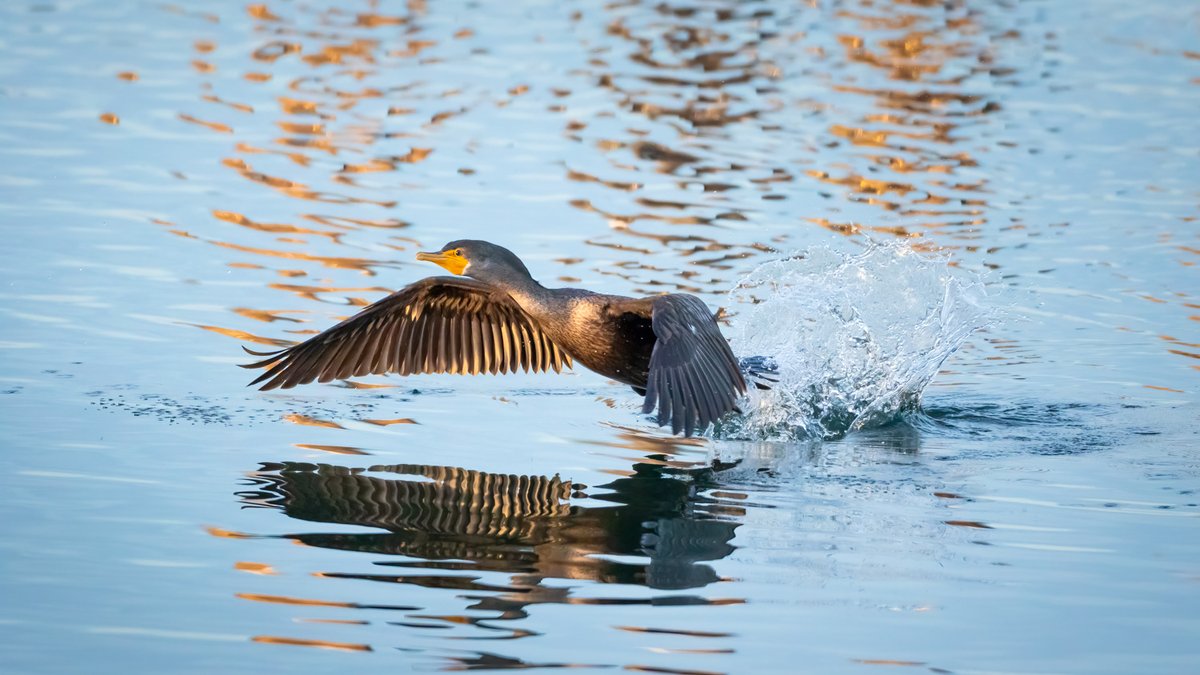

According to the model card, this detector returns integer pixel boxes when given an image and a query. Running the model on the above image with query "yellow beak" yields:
[416,250,468,275]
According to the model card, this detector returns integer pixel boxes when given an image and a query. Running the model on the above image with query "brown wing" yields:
[642,294,746,436]
[242,276,572,390]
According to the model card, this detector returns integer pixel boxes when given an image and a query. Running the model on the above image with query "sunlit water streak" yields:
[722,243,991,440]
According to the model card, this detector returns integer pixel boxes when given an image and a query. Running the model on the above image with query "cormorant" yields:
[242,240,746,436]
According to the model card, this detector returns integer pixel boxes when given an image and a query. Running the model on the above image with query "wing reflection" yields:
[237,459,739,594]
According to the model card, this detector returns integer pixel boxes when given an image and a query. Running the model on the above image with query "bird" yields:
[242,240,747,436]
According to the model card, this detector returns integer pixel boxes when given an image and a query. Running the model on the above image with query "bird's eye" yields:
[454,248,464,257]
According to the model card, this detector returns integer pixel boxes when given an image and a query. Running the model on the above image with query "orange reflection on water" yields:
[232,308,304,324]
[283,414,344,429]
[246,4,281,22]
[339,147,432,174]
[232,143,310,167]
[189,324,293,347]
[201,94,254,114]
[212,210,343,242]
[234,561,278,575]
[944,520,992,530]
[237,593,354,608]
[205,526,255,539]
[209,239,390,275]
[251,635,372,652]
[178,113,232,134]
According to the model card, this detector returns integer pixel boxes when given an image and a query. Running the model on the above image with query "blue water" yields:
[1,0,1198,673]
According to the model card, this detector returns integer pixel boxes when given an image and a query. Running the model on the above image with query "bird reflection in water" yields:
[234,444,744,643]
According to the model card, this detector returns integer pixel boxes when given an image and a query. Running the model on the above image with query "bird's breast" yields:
[554,299,653,387]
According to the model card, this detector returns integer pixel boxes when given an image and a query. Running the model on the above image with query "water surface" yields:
[1,0,1198,673]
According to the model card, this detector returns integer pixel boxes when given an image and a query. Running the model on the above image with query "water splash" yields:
[720,244,991,440]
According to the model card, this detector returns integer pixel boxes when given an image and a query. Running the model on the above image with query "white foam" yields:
[720,243,991,440]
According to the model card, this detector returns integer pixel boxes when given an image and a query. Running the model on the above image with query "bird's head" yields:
[416,240,532,284]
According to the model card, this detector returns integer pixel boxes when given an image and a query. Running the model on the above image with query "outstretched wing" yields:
[642,294,746,436]
[243,276,572,390]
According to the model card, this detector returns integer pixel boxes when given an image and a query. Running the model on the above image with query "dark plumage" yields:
[243,240,746,436]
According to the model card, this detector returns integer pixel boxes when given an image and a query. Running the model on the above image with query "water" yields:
[1,0,1197,673]
[725,243,992,439]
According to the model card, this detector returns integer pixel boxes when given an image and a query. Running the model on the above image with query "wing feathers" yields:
[244,276,574,390]
[643,294,746,437]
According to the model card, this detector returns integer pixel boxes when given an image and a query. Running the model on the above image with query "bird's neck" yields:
[502,273,551,311]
